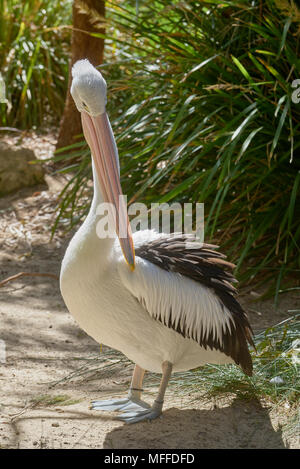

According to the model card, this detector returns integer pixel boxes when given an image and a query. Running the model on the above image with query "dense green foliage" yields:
[0,0,71,127]
[54,0,300,294]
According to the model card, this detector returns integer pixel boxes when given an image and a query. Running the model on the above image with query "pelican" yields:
[60,59,254,424]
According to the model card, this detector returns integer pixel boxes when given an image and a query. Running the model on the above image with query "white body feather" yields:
[60,192,234,373]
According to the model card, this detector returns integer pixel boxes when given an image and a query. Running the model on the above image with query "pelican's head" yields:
[71,59,107,116]
[71,59,135,270]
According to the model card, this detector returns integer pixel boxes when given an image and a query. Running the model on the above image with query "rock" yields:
[0,142,44,196]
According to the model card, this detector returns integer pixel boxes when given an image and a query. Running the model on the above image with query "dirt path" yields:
[0,162,298,449]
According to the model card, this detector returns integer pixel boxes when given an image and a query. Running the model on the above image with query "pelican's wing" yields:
[118,234,254,375]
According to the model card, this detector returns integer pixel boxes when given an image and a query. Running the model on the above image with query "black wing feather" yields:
[135,234,254,376]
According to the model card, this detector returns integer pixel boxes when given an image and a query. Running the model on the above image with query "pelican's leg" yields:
[128,363,146,400]
[117,361,172,424]
[91,364,150,412]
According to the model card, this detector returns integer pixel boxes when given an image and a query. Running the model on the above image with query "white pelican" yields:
[60,59,254,424]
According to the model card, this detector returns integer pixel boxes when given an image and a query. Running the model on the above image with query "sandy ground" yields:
[0,136,299,449]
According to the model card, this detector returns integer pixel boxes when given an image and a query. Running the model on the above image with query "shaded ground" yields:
[0,132,299,449]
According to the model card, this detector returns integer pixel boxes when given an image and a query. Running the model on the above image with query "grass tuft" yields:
[30,394,82,407]
[172,314,300,406]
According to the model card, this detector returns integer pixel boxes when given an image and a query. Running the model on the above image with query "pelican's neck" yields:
[76,160,117,269]
[90,159,105,210]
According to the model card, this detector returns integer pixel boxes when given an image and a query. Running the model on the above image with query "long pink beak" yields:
[81,111,135,270]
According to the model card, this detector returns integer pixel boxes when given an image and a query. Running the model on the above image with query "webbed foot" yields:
[91,397,150,413]
[116,406,162,424]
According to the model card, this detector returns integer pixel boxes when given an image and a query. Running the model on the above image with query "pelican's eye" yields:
[82,101,89,110]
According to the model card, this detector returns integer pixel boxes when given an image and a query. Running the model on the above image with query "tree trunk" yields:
[56,0,105,150]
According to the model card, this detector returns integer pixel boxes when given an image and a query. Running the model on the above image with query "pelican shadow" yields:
[103,398,287,449]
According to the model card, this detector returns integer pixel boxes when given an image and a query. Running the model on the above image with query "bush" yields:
[0,0,71,128]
